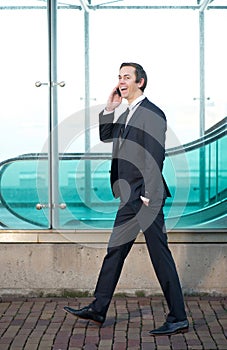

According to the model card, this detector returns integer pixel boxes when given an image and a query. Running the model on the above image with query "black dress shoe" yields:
[63,305,105,325]
[148,319,189,336]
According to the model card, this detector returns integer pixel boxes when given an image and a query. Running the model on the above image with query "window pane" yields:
[89,9,199,145]
[206,11,227,130]
[0,7,49,229]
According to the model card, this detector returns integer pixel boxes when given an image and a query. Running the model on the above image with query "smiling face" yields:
[118,65,144,105]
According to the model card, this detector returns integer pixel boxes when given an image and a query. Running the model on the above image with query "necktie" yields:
[120,107,130,136]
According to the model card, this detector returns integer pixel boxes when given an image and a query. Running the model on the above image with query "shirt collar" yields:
[128,94,145,111]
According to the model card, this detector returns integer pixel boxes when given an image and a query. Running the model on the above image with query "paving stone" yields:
[0,296,226,349]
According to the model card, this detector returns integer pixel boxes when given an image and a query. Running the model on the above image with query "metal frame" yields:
[48,0,60,228]
[1,0,227,11]
[0,6,226,10]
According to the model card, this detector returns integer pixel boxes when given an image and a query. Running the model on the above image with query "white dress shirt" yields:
[125,94,145,126]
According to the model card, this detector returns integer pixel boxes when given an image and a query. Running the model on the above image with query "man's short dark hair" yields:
[120,62,147,92]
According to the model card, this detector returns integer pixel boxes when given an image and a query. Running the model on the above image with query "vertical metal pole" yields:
[215,141,219,201]
[199,10,206,206]
[199,11,205,137]
[84,7,91,205]
[84,10,90,152]
[48,0,59,228]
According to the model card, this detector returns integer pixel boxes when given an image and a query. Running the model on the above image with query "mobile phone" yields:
[116,87,121,97]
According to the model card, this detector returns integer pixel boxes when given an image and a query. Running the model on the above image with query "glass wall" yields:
[205,10,227,130]
[0,1,226,230]
[0,3,49,228]
[89,8,200,146]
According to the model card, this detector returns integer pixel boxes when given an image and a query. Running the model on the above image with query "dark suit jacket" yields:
[99,97,171,203]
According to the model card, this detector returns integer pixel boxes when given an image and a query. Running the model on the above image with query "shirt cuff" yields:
[103,108,114,115]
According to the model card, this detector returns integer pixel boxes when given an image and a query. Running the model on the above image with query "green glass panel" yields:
[218,136,227,196]
[209,142,217,200]
[58,159,118,229]
[0,160,49,228]
[0,127,226,229]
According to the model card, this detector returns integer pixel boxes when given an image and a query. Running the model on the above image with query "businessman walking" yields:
[64,62,189,336]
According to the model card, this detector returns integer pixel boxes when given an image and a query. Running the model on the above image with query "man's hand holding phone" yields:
[105,86,122,112]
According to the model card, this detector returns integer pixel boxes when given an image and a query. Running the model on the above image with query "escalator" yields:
[0,118,226,230]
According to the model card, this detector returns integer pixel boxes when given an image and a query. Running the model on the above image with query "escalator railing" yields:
[0,118,226,229]
[165,118,226,228]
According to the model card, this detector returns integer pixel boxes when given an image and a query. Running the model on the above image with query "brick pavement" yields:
[0,296,226,350]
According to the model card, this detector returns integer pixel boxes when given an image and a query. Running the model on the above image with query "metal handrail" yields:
[0,118,226,168]
[166,118,226,156]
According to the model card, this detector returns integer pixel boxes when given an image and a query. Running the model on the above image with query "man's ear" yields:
[138,78,145,89]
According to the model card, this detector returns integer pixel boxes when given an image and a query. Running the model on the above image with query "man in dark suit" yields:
[64,62,189,336]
